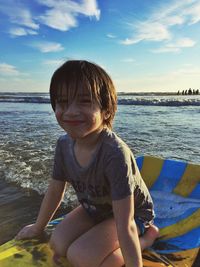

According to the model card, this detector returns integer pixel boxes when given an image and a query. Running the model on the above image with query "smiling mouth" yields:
[62,120,84,126]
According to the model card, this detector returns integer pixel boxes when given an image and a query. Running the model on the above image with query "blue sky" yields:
[0,0,200,93]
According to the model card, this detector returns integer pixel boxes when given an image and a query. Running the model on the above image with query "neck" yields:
[75,127,105,150]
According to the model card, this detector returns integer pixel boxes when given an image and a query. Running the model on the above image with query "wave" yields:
[118,98,200,106]
[0,95,49,104]
[0,94,200,106]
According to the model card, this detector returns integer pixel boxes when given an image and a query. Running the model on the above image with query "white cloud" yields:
[0,63,20,76]
[152,37,196,53]
[37,0,100,31]
[31,41,64,53]
[12,8,39,30]
[82,0,100,18]
[164,15,185,26]
[9,27,38,37]
[0,0,39,30]
[107,33,116,39]
[182,1,200,24]
[121,0,199,48]
[121,22,171,45]
[39,8,77,31]
[0,0,100,36]
[170,37,196,48]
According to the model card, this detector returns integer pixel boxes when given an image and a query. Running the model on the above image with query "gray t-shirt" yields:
[53,129,154,223]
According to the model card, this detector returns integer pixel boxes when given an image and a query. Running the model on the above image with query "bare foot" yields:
[140,225,159,250]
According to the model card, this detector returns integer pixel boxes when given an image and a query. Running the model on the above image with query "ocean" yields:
[0,92,200,244]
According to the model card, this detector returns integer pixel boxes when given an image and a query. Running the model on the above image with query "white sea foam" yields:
[0,92,200,106]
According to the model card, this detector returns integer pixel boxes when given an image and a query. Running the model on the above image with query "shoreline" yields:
[0,178,43,244]
[0,178,70,245]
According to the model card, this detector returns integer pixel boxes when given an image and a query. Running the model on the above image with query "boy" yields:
[16,60,159,267]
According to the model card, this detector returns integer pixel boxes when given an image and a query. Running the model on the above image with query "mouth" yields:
[62,120,84,126]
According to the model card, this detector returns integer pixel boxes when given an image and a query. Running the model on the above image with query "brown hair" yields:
[49,60,117,129]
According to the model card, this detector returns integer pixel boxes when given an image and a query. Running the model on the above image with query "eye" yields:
[79,98,92,104]
[56,99,68,108]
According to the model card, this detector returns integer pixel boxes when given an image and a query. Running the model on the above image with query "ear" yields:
[102,110,110,120]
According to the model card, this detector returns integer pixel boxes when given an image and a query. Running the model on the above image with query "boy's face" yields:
[55,88,105,139]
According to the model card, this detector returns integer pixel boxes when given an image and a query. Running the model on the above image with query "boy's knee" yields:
[67,242,95,267]
[67,244,82,267]
[49,232,67,257]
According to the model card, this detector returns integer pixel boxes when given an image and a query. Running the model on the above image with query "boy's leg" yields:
[135,218,159,250]
[49,205,95,257]
[67,217,122,267]
[100,224,159,267]
[139,224,159,250]
[66,217,159,267]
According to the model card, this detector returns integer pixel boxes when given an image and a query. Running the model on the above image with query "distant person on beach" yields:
[188,88,192,95]
[181,88,199,95]
[16,60,159,267]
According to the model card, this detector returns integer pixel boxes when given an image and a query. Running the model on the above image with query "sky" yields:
[0,0,200,93]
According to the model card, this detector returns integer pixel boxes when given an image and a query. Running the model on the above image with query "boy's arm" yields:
[112,195,143,267]
[16,179,66,240]
[34,179,66,230]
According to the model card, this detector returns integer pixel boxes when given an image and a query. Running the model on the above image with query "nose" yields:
[63,101,80,116]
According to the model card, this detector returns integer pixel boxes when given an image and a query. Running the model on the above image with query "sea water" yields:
[0,92,200,243]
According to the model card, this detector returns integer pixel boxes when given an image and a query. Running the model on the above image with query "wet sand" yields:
[0,179,70,245]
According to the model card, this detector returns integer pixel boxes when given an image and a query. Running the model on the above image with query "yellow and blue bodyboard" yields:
[138,156,200,266]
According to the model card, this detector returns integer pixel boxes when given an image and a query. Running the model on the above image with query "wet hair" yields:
[50,60,117,129]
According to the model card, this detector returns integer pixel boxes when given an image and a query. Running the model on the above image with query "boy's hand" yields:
[15,224,44,240]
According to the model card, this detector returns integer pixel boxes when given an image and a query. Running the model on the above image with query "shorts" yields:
[135,217,150,236]
[81,202,151,236]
